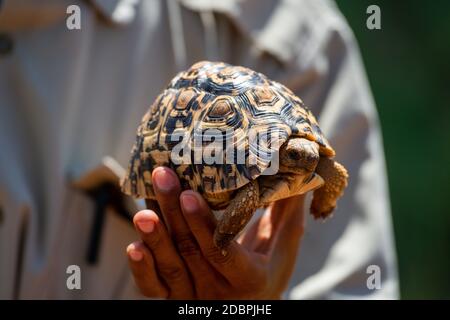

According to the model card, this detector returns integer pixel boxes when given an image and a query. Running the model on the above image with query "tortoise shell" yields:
[121,61,334,205]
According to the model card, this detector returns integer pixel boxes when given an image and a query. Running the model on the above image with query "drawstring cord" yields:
[200,10,219,61]
[167,0,187,70]
[168,0,219,69]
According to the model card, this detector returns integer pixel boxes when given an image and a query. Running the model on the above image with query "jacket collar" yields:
[180,0,335,68]
[0,0,141,30]
[180,0,297,65]
[90,0,141,25]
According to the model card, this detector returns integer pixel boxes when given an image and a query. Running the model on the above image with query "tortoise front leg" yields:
[311,157,349,219]
[214,180,260,248]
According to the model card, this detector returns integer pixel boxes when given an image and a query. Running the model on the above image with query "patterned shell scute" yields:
[121,61,334,199]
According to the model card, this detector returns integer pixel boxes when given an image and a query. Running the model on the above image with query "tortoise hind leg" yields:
[311,157,349,219]
[214,180,260,248]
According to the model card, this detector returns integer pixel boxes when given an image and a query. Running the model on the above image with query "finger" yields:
[127,241,168,298]
[151,167,219,285]
[151,167,199,253]
[133,210,194,298]
[180,191,264,283]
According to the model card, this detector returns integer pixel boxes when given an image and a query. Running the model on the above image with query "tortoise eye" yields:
[288,150,301,161]
[208,99,233,118]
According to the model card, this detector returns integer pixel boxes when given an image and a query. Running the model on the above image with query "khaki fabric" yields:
[0,0,399,299]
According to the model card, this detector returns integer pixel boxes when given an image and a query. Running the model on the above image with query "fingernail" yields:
[153,167,177,192]
[129,249,143,262]
[181,193,199,213]
[137,220,154,233]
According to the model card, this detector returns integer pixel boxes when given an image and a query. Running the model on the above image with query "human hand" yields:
[126,167,306,299]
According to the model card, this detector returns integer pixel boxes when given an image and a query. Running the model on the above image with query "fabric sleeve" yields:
[284,1,399,299]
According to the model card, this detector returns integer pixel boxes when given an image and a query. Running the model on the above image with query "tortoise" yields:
[121,61,348,248]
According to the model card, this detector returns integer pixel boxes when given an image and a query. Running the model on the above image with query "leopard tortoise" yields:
[121,61,348,248]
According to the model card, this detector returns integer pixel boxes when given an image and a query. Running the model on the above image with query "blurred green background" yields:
[336,1,450,298]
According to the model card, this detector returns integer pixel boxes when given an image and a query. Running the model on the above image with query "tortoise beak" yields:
[299,172,324,194]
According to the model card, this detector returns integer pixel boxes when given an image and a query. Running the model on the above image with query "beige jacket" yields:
[0,0,399,299]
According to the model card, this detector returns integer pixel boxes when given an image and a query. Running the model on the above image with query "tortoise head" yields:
[279,137,320,174]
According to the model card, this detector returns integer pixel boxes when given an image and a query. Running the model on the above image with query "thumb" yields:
[180,191,264,283]
[263,195,306,293]
[271,194,306,241]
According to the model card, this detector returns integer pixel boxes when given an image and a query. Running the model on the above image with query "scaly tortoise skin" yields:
[121,61,348,248]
